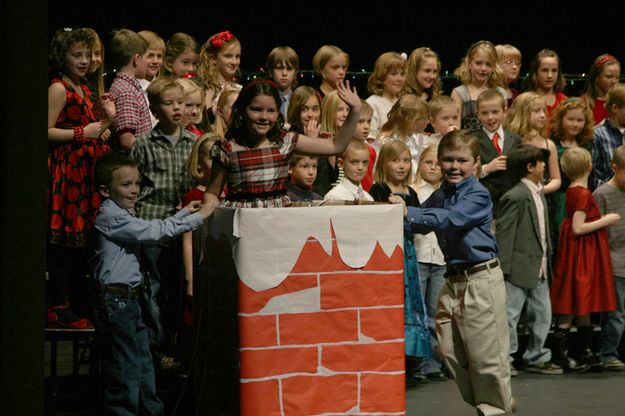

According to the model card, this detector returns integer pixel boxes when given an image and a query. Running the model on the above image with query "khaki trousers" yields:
[436,261,513,416]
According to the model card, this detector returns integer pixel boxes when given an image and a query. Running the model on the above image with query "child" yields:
[162,32,199,78]
[130,78,198,371]
[412,145,448,381]
[495,44,522,108]
[496,144,563,376]
[323,139,373,202]
[287,154,321,203]
[522,49,567,119]
[92,152,211,415]
[405,47,442,102]
[428,95,460,140]
[266,46,299,119]
[595,145,625,371]
[84,28,105,98]
[198,30,242,115]
[366,52,407,140]
[212,87,239,138]
[551,147,620,371]
[285,85,321,135]
[582,54,621,125]
[138,30,166,127]
[398,129,514,415]
[108,28,152,152]
[504,91,561,194]
[451,40,506,131]
[591,83,625,187]
[177,77,206,136]
[549,98,594,249]
[369,140,431,386]
[354,100,376,191]
[312,44,349,99]
[203,79,361,210]
[377,94,434,186]
[47,27,115,328]
[321,89,350,188]
[181,134,217,298]
[475,89,521,213]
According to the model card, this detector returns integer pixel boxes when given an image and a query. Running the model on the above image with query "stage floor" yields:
[46,339,625,415]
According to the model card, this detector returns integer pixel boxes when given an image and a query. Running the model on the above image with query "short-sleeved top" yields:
[211,131,299,208]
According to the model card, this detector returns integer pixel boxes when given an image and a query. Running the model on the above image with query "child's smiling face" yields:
[245,94,279,139]
[439,147,479,184]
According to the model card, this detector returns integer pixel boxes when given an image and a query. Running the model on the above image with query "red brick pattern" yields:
[239,233,406,415]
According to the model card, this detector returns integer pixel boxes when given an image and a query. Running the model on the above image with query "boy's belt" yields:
[101,284,141,299]
[445,259,499,279]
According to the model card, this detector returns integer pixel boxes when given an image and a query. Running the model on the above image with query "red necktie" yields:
[492,132,502,155]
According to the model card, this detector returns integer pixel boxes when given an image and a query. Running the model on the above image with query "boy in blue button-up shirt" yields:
[92,152,210,415]
[393,129,514,415]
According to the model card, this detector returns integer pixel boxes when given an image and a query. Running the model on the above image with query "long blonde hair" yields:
[454,40,504,88]
[212,87,240,138]
[413,144,440,189]
[504,91,545,139]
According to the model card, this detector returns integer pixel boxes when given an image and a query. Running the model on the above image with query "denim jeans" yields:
[418,262,446,374]
[505,279,552,365]
[598,276,625,362]
[93,290,163,416]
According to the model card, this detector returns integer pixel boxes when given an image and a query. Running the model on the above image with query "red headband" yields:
[594,54,619,69]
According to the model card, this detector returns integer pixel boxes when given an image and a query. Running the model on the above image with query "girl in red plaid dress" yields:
[203,79,361,210]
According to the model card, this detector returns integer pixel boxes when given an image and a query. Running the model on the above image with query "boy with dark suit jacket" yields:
[475,89,521,214]
[496,144,564,376]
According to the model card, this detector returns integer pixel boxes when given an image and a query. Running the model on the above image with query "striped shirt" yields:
[130,127,197,220]
[593,182,625,277]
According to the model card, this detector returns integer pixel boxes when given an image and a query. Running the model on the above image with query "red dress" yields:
[551,186,617,315]
[48,78,110,247]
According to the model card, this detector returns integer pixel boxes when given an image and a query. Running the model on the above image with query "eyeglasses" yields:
[503,60,521,66]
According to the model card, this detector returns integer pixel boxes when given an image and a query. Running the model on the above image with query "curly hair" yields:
[198,31,241,95]
[49,27,96,77]
[549,98,594,147]
[504,91,545,139]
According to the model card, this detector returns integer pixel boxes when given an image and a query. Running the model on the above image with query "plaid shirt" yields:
[130,127,197,220]
[211,131,298,206]
[591,118,624,188]
[109,73,152,139]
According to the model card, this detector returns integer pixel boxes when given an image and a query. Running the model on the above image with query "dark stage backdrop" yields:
[49,0,623,92]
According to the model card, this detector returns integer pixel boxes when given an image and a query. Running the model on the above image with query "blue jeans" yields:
[418,262,446,374]
[505,279,551,365]
[93,289,163,416]
[598,276,625,362]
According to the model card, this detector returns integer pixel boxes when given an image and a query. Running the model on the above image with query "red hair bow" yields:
[210,31,235,49]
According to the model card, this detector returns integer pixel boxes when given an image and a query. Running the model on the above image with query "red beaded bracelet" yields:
[73,125,85,145]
